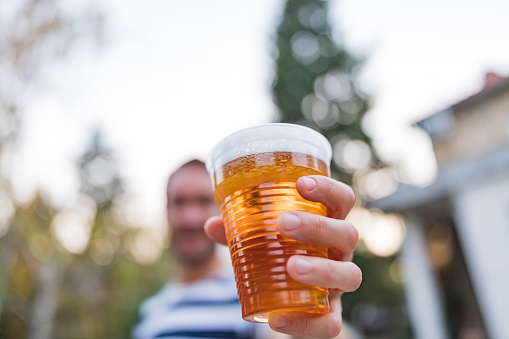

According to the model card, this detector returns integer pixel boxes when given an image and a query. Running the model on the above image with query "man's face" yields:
[166,166,219,267]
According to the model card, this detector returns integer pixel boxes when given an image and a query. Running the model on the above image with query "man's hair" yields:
[166,159,207,207]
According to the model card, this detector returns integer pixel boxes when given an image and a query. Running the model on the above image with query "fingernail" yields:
[301,177,316,191]
[282,212,300,231]
[273,315,286,328]
[296,257,313,274]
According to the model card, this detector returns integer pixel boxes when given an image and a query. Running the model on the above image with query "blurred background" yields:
[1,0,509,338]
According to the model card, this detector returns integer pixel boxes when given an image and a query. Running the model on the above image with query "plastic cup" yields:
[206,123,332,322]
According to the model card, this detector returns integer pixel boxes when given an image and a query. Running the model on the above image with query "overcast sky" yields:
[10,0,509,227]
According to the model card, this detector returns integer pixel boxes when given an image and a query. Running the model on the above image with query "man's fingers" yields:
[268,290,343,338]
[286,255,362,292]
[204,216,227,246]
[277,211,359,255]
[296,176,355,220]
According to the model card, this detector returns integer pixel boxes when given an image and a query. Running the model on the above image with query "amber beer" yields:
[206,124,332,322]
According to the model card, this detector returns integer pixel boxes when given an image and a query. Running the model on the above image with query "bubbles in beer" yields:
[214,152,330,322]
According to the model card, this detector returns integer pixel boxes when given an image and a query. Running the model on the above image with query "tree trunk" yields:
[29,258,69,339]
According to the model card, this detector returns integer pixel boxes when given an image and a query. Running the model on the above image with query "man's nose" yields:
[181,203,207,226]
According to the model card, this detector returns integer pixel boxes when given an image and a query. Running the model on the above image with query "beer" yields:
[213,151,330,322]
[206,123,333,322]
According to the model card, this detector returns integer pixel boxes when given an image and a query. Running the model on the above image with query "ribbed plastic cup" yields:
[206,123,332,323]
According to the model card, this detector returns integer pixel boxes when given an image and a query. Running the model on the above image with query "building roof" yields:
[417,73,509,139]
[368,147,509,213]
[369,72,509,213]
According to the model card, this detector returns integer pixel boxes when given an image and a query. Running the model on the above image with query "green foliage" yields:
[0,132,172,339]
[272,1,411,337]
[272,0,373,184]
[338,253,412,337]
[0,1,172,337]
[0,1,173,338]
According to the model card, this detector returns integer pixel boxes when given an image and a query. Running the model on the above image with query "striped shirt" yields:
[132,266,266,339]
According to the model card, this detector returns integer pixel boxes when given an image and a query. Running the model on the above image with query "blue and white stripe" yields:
[132,267,266,339]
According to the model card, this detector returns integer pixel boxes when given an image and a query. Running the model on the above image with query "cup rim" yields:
[206,123,332,174]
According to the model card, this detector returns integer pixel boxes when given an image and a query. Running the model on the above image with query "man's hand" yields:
[205,176,362,339]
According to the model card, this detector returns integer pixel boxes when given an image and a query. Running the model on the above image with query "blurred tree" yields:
[0,2,170,338]
[0,0,172,335]
[78,131,124,209]
[52,129,125,337]
[0,194,69,339]
[0,130,171,339]
[272,0,376,185]
[0,0,103,161]
[54,130,151,338]
[0,1,104,338]
[58,130,170,338]
[272,1,411,337]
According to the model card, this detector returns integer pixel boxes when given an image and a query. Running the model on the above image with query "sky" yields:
[9,0,509,228]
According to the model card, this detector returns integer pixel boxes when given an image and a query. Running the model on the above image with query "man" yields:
[133,160,361,339]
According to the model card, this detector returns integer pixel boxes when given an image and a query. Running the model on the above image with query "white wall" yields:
[453,171,509,339]
[400,214,449,339]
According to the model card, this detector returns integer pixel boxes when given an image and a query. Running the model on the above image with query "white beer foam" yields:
[206,123,332,174]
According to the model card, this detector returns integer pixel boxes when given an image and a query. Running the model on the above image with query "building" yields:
[370,73,509,339]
